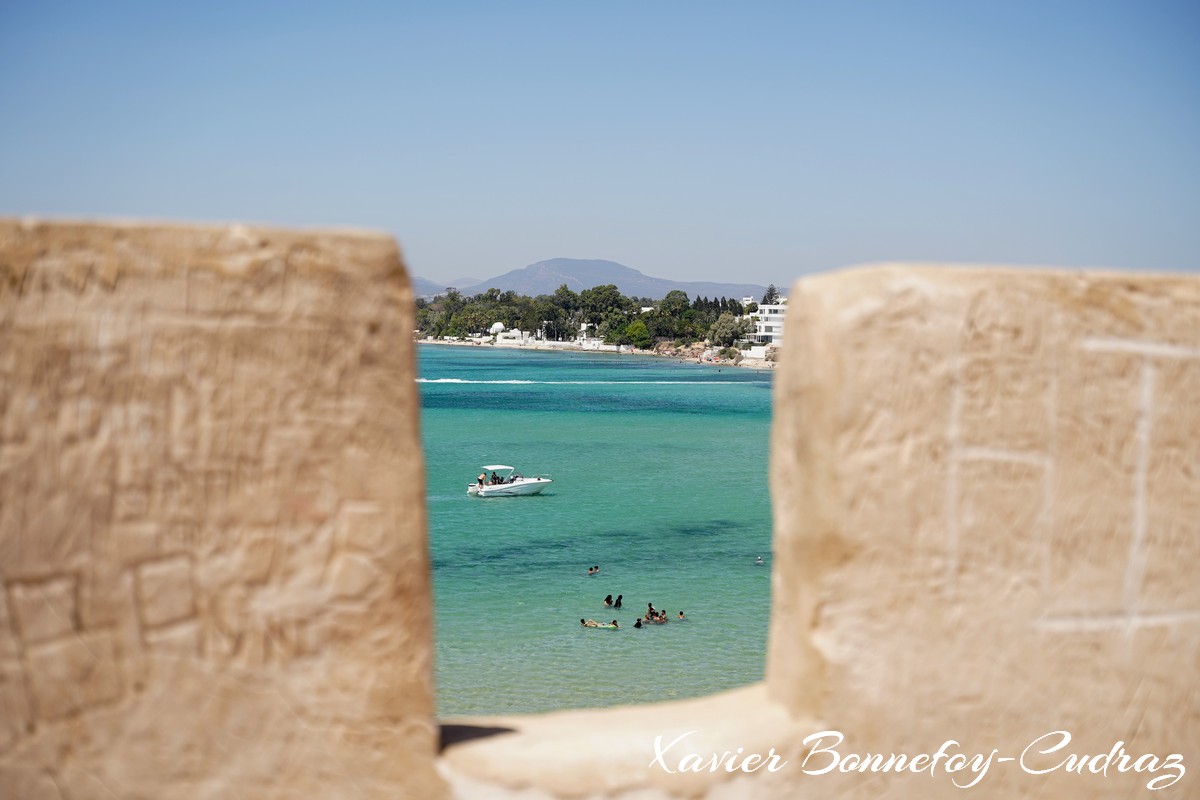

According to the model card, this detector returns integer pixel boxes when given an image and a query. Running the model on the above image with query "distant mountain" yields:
[413,258,774,301]
[411,275,451,297]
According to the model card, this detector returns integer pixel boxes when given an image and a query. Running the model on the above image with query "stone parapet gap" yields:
[3,225,1196,798]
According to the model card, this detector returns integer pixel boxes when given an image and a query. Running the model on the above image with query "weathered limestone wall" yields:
[768,266,1200,798]
[0,220,444,799]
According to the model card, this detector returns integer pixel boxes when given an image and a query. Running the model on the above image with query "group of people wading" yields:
[579,578,686,630]
[632,601,684,629]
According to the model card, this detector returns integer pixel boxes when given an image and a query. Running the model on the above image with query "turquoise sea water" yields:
[418,344,774,716]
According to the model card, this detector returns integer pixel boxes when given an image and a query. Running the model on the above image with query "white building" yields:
[496,328,527,344]
[745,296,787,346]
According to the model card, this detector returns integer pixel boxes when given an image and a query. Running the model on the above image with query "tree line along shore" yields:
[415,283,782,364]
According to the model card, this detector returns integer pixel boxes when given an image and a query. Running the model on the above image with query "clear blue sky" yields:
[2,1,1197,285]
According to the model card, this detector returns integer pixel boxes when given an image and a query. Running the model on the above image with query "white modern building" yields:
[743,295,787,346]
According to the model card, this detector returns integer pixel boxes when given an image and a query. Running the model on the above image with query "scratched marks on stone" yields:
[943,288,1200,635]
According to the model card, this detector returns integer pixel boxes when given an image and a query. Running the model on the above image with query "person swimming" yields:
[634,618,642,629]
[755,556,765,565]
[677,611,686,620]
[580,618,599,628]
[614,594,622,608]
[604,594,613,607]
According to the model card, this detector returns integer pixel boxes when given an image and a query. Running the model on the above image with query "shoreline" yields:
[415,336,777,371]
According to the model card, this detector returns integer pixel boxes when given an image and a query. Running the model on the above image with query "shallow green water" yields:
[418,344,773,716]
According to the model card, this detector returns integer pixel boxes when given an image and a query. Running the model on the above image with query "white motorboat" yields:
[468,465,553,497]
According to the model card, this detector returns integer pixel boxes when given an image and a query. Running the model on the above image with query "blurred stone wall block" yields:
[0,219,443,799]
[768,266,1200,798]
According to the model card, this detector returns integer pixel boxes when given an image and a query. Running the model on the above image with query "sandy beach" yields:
[415,336,777,371]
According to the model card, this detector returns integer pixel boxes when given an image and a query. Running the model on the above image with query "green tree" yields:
[761,284,780,305]
[659,290,690,317]
[580,284,626,325]
[553,284,581,313]
[708,312,754,347]
[647,313,678,340]
[596,309,632,343]
[647,290,687,339]
[517,299,543,336]
[533,299,568,340]
[625,319,653,349]
[441,287,465,316]
[455,305,496,337]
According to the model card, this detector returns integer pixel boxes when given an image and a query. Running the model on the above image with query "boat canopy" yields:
[481,465,514,471]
